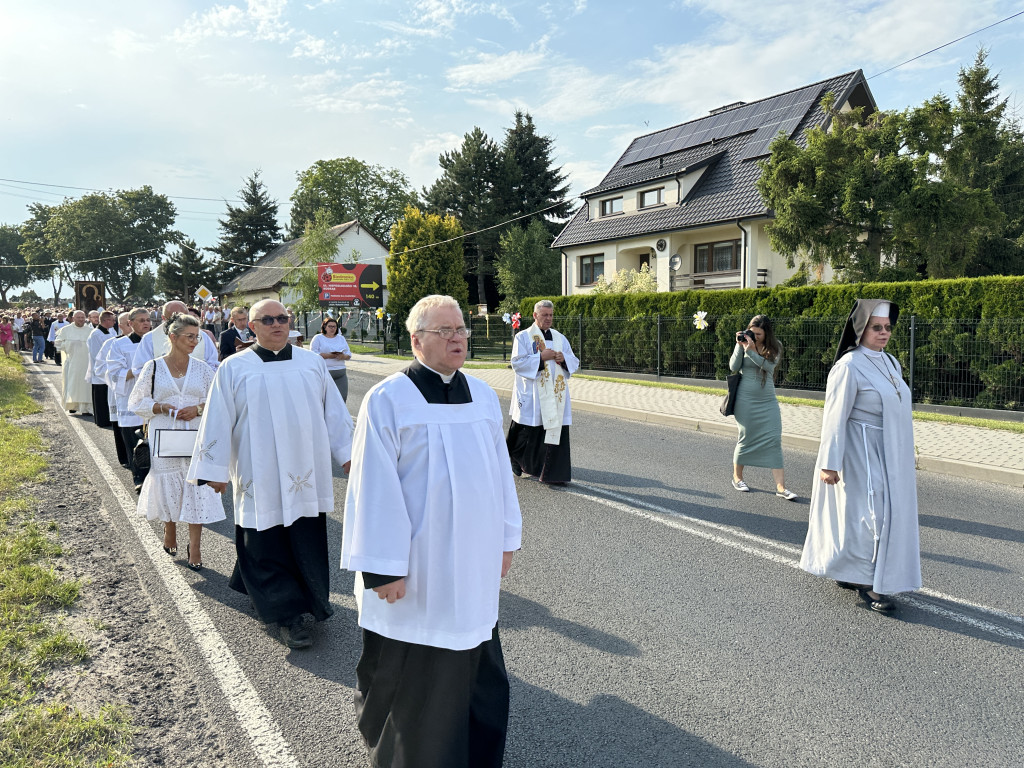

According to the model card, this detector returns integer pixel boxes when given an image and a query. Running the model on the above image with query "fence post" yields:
[656,314,662,379]
[908,315,916,402]
[578,314,584,369]
[503,333,507,362]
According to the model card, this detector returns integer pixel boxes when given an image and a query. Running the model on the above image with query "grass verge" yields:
[0,354,134,767]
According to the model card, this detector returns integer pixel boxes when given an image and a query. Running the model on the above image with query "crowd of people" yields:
[19,292,922,767]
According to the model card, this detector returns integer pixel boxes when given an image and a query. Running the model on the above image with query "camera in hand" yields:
[736,330,756,343]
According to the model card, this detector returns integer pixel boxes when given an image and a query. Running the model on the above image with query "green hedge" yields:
[519,276,1024,410]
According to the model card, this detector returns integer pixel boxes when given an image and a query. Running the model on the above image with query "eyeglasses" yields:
[177,333,200,341]
[419,327,472,339]
[253,314,290,326]
[868,324,893,332]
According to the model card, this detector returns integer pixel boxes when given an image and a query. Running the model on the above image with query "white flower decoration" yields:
[502,313,511,324]
[693,310,709,330]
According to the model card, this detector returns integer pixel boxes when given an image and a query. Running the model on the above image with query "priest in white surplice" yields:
[107,308,152,491]
[54,311,94,415]
[187,299,353,650]
[800,299,921,613]
[86,310,116,427]
[342,294,522,768]
[507,299,580,485]
[133,300,218,379]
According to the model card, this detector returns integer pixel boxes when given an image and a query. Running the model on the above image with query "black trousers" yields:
[120,425,147,484]
[506,423,572,483]
[355,626,509,768]
[111,420,128,467]
[91,384,111,428]
[228,514,334,625]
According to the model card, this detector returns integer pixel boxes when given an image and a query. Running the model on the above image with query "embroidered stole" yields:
[527,323,567,445]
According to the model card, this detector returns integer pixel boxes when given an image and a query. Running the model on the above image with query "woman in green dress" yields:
[729,315,796,499]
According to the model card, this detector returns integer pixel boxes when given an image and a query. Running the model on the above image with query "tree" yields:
[500,111,574,239]
[0,224,31,306]
[20,203,71,303]
[287,157,418,243]
[284,209,340,313]
[212,170,281,287]
[40,187,179,302]
[494,219,561,313]
[156,239,218,301]
[423,127,504,305]
[133,266,158,304]
[941,50,1024,276]
[386,206,468,327]
[756,93,1000,281]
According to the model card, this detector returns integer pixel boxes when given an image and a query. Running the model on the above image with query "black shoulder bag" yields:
[132,364,155,473]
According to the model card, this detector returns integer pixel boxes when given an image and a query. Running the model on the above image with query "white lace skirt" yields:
[137,455,226,524]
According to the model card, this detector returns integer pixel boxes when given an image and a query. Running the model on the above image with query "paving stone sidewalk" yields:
[346,354,1024,487]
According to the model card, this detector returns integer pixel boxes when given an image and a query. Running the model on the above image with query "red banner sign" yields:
[317,263,384,308]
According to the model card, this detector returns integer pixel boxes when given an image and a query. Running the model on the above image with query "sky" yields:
[2,0,1024,295]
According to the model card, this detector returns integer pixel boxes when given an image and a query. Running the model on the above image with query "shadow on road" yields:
[507,677,758,768]
[918,513,1024,544]
[500,591,640,657]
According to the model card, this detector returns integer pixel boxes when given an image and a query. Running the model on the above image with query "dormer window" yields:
[639,188,664,209]
[600,197,623,216]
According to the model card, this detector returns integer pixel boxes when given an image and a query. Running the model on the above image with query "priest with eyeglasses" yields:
[342,294,522,768]
[188,299,353,649]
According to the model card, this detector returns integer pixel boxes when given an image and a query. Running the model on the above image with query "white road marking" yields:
[571,481,1024,643]
[34,364,299,768]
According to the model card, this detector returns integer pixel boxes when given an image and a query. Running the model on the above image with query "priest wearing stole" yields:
[54,310,94,415]
[187,299,353,650]
[133,300,219,379]
[342,294,522,768]
[506,299,580,485]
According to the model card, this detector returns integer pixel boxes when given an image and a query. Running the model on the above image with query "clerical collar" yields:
[128,332,142,343]
[99,326,110,334]
[253,343,293,362]
[542,328,552,340]
[859,346,883,358]
[404,359,472,404]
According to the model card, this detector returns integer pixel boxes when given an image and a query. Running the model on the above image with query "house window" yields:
[694,240,741,273]
[600,197,623,216]
[580,254,604,285]
[639,188,663,208]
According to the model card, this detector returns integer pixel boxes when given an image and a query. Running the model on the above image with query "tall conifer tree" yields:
[213,170,281,287]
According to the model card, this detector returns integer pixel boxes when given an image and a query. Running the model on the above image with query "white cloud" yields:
[291,34,342,62]
[202,73,273,91]
[446,41,550,88]
[172,0,293,46]
[295,74,409,113]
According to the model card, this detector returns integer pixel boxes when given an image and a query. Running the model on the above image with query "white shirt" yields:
[342,371,522,651]
[186,346,353,530]
[87,326,115,384]
[309,333,352,370]
[106,335,144,427]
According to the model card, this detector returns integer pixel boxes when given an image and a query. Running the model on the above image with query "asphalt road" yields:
[36,362,1024,768]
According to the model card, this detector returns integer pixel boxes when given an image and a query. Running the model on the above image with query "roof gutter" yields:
[737,219,750,288]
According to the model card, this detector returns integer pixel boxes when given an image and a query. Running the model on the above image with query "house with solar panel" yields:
[552,71,877,294]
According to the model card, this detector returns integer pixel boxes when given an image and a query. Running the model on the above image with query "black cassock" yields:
[226,343,334,626]
[355,360,510,768]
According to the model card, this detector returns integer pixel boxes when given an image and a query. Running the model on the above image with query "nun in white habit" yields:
[342,295,522,768]
[800,299,921,612]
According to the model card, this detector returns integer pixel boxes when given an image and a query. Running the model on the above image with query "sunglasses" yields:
[253,315,290,326]
[868,324,893,332]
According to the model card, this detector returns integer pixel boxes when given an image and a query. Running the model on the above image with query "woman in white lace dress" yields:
[129,313,224,569]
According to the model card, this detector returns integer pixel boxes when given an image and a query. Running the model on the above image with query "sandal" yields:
[186,543,202,571]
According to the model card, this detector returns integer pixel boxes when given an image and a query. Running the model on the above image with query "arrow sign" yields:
[360,281,380,290]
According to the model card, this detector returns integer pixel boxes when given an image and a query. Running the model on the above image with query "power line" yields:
[0,177,243,205]
[869,9,1024,80]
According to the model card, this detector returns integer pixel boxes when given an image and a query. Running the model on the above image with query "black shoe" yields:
[134,483,143,494]
[510,460,522,477]
[280,618,313,649]
[163,545,177,556]
[858,589,894,613]
[835,581,860,591]
[186,543,202,570]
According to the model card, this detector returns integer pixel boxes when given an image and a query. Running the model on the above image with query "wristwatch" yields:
[197,403,205,416]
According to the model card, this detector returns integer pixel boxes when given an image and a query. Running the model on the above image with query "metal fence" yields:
[463,314,1024,411]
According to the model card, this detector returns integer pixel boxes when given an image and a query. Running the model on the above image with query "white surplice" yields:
[186,346,353,531]
[106,336,144,428]
[98,334,120,414]
[341,372,523,651]
[508,326,579,429]
[86,326,114,385]
[800,346,921,594]
[132,322,218,378]
[54,323,94,412]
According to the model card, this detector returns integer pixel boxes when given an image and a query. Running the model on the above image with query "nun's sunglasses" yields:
[868,324,893,332]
